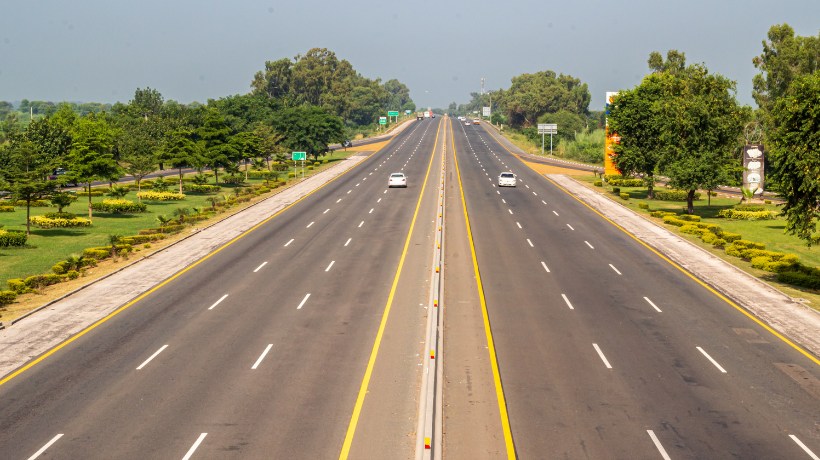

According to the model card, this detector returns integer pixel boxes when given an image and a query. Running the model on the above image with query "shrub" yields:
[721,232,742,242]
[662,216,688,227]
[650,211,675,218]
[151,177,171,191]
[24,274,62,289]
[322,158,329,164]
[288,172,296,178]
[313,161,321,167]
[29,216,92,228]
[107,185,130,198]
[7,279,27,294]
[0,290,17,306]
[734,204,766,212]
[76,190,105,197]
[717,209,775,220]
[91,199,147,214]
[700,232,718,244]
[612,187,620,194]
[654,190,701,201]
[14,199,51,207]
[307,165,314,170]
[619,192,629,200]
[65,270,80,280]
[712,238,727,249]
[0,230,27,247]
[119,233,165,245]
[777,271,820,290]
[222,174,246,185]
[732,240,766,250]
[82,248,110,260]
[44,212,77,220]
[764,200,772,204]
[638,203,649,210]
[182,184,221,193]
[680,224,708,237]
[607,178,643,187]
[0,206,14,212]
[192,174,212,185]
[594,180,603,187]
[137,191,185,201]
[138,223,185,235]
[676,214,702,222]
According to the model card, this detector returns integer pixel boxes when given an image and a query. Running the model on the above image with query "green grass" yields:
[0,152,353,289]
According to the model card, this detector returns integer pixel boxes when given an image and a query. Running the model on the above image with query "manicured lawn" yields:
[0,153,352,289]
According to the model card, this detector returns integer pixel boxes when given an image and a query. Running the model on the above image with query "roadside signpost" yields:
[482,106,491,118]
[387,111,399,124]
[537,123,558,155]
[292,151,306,179]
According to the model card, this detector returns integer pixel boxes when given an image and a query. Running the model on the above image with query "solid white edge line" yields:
[251,344,274,369]
[284,238,294,247]
[297,293,311,310]
[208,294,229,310]
[592,343,613,369]
[609,264,622,275]
[181,433,208,460]
[344,238,352,247]
[136,344,168,370]
[27,433,64,460]
[697,346,728,373]
[541,261,551,273]
[647,430,672,460]
[527,239,534,247]
[644,296,663,313]
[561,293,574,310]
[790,435,820,460]
[325,260,335,272]
[253,261,268,273]
[585,241,595,249]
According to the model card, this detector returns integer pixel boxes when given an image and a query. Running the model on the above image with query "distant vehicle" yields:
[498,172,517,187]
[342,140,353,147]
[473,119,481,125]
[424,111,431,118]
[464,121,471,126]
[416,112,424,120]
[48,168,78,187]
[388,172,407,188]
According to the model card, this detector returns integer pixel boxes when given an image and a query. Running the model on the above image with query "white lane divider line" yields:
[337,198,342,203]
[347,190,352,194]
[697,346,727,373]
[542,200,547,205]
[585,241,595,249]
[533,191,538,196]
[253,261,268,273]
[508,209,513,215]
[552,210,559,216]
[358,221,365,228]
[182,433,208,460]
[609,264,622,275]
[297,293,311,310]
[377,198,382,203]
[541,261,551,273]
[592,343,613,369]
[323,209,330,214]
[527,239,534,247]
[561,294,574,310]
[369,208,374,214]
[384,190,388,194]
[567,224,574,231]
[790,435,820,460]
[647,430,672,460]
[325,260,335,272]
[284,238,294,247]
[497,190,500,194]
[251,344,274,369]
[208,294,229,310]
[344,238,352,247]
[137,345,168,370]
[525,184,530,189]
[27,433,64,460]
[502,198,506,204]
[516,222,522,229]
[356,183,360,187]
[306,221,314,228]
[644,297,662,313]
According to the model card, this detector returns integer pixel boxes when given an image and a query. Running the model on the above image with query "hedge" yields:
[0,206,14,212]
[607,178,643,187]
[654,190,701,201]
[717,209,776,220]
[777,270,820,290]
[13,200,50,207]
[182,184,221,193]
[7,279,27,294]
[119,233,166,245]
[44,212,77,220]
[139,223,185,235]
[0,289,17,306]
[619,192,630,200]
[91,199,147,214]
[0,230,27,247]
[734,204,766,212]
[638,203,649,209]
[137,191,186,201]
[29,216,92,228]
[650,211,676,218]
[676,214,701,222]
[76,190,105,197]
[594,181,603,187]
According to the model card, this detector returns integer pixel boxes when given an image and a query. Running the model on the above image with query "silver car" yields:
[388,172,407,188]
[498,172,517,187]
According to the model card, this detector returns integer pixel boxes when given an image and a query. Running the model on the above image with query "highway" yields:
[1,115,818,459]
[0,118,445,459]
[444,117,819,459]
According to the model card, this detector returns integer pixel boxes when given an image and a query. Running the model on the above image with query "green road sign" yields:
[379,117,387,125]
[388,111,399,117]
[292,151,306,161]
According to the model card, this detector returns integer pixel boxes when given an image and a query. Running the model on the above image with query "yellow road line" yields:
[483,125,819,366]
[0,144,392,388]
[451,118,517,458]
[339,119,442,459]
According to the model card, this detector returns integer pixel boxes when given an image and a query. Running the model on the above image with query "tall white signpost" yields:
[537,123,558,155]
[292,151,306,179]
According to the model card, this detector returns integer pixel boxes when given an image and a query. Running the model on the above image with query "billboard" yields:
[604,92,620,176]
[742,145,765,194]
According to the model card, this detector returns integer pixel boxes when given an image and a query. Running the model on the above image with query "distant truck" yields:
[416,112,424,120]
[424,111,432,118]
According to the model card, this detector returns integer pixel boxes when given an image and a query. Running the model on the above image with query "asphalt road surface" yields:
[0,118,445,459]
[447,117,819,459]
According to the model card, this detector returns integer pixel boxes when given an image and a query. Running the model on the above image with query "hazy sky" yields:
[2,0,818,111]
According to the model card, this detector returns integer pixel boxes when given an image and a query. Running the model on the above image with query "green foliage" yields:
[0,206,14,212]
[498,71,590,128]
[612,187,620,194]
[137,191,185,201]
[23,273,63,290]
[777,271,820,290]
[654,190,701,201]
[75,190,105,197]
[91,199,148,213]
[270,105,344,159]
[0,229,27,247]
[29,216,92,228]
[182,184,221,193]
[721,232,742,242]
[650,210,676,218]
[221,174,246,185]
[43,212,77,219]
[638,203,649,210]
[0,290,16,306]
[594,180,602,187]
[107,185,130,198]
[150,176,171,192]
[619,192,629,200]
[606,178,644,187]
[50,191,77,212]
[676,214,701,222]
[7,279,27,294]
[734,204,766,211]
[717,209,776,220]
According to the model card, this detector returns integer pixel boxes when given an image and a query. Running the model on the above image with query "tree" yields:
[752,24,819,122]
[384,79,413,112]
[159,128,200,194]
[118,124,158,193]
[26,117,72,169]
[500,71,590,127]
[130,87,164,120]
[251,58,293,99]
[270,106,344,160]
[196,109,239,184]
[230,131,262,180]
[0,139,57,234]
[68,115,119,218]
[767,72,820,244]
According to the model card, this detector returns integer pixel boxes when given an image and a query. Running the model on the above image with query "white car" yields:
[388,172,407,188]
[498,172,517,187]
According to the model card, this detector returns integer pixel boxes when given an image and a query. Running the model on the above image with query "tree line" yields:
[0,47,416,233]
